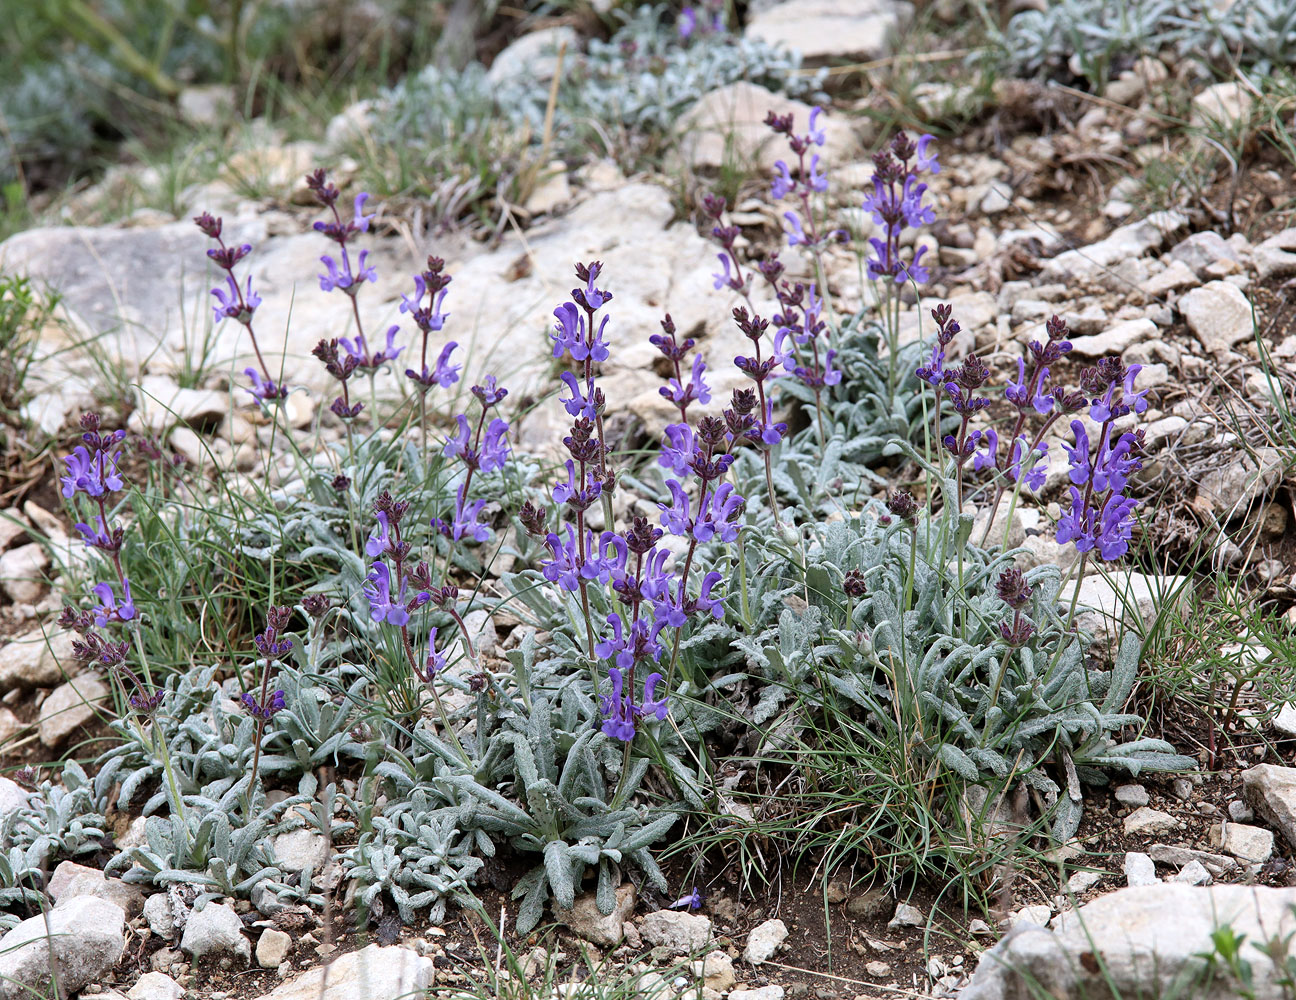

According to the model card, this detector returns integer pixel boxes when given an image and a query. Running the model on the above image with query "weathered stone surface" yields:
[487,26,578,86]
[731,987,785,1000]
[143,892,180,938]
[271,828,328,873]
[0,897,126,1000]
[1123,852,1158,887]
[0,629,76,688]
[0,542,49,603]
[38,673,110,748]
[676,82,857,173]
[1197,447,1282,517]
[963,884,1296,1000]
[256,928,292,969]
[1172,860,1212,885]
[127,972,184,1000]
[1181,280,1254,353]
[744,0,912,63]
[1123,807,1178,837]
[555,884,636,947]
[1254,229,1296,280]
[0,775,33,815]
[1273,704,1296,738]
[888,902,925,929]
[251,944,434,1000]
[639,909,714,953]
[1169,231,1238,278]
[49,860,145,916]
[1040,212,1185,282]
[1060,572,1188,648]
[1148,844,1238,877]
[1243,765,1296,852]
[694,951,736,992]
[131,375,229,434]
[1221,822,1274,863]
[744,917,788,965]
[1067,318,1156,357]
[1191,81,1254,130]
[180,901,251,965]
[1142,258,1200,297]
[1114,784,1149,807]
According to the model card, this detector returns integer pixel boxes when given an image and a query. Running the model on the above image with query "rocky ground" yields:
[4,1,1296,999]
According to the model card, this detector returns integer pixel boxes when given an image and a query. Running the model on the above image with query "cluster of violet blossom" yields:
[522,263,741,743]
[861,131,940,286]
[57,413,158,711]
[196,213,287,403]
[765,108,847,252]
[916,303,1148,564]
[678,0,725,39]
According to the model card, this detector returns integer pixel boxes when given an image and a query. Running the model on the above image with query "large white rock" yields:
[1180,280,1254,353]
[0,896,126,1000]
[555,884,636,947]
[675,81,857,173]
[1059,571,1188,648]
[487,26,578,86]
[251,944,434,1000]
[1040,212,1186,282]
[1191,82,1254,130]
[744,0,912,63]
[38,673,110,748]
[179,901,250,965]
[963,884,1296,999]
[0,629,77,689]
[0,542,49,603]
[1243,764,1296,852]
[744,917,788,965]
[639,909,714,953]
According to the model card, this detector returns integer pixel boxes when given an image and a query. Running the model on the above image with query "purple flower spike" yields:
[559,370,598,420]
[244,368,288,402]
[91,580,136,628]
[211,274,261,325]
[61,445,125,499]
[365,510,392,558]
[658,423,696,477]
[363,562,410,626]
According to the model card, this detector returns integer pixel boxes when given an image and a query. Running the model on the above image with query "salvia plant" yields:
[7,105,1195,937]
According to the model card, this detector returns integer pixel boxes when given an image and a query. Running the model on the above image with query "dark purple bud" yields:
[193,212,222,239]
[520,500,548,536]
[302,593,331,618]
[886,489,918,525]
[331,473,351,493]
[843,569,867,598]
[995,568,1032,609]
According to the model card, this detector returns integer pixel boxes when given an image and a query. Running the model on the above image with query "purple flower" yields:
[772,161,794,200]
[807,107,826,147]
[365,510,393,558]
[400,275,449,332]
[431,485,491,542]
[658,423,696,477]
[553,459,603,510]
[660,354,711,409]
[559,371,598,420]
[340,325,404,369]
[61,445,124,499]
[541,525,611,592]
[659,480,692,536]
[551,303,585,359]
[319,249,377,293]
[915,134,940,173]
[424,626,448,677]
[669,887,704,911]
[678,6,698,38]
[692,571,726,620]
[694,484,744,542]
[211,274,260,324]
[363,562,410,626]
[91,580,136,628]
[407,341,461,388]
[599,667,670,742]
[595,612,666,670]
[242,689,286,719]
[784,211,807,247]
[472,375,508,408]
[1005,357,1053,415]
[244,368,288,402]
[480,418,511,473]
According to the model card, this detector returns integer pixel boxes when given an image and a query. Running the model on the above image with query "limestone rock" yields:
[744,0,912,63]
[49,861,145,917]
[1243,765,1296,852]
[1148,844,1238,878]
[1141,259,1200,297]
[963,884,1296,1000]
[0,542,49,603]
[487,26,578,87]
[1180,280,1254,354]
[271,828,328,873]
[180,901,251,965]
[0,896,126,1000]
[1221,822,1274,863]
[143,892,180,939]
[1169,231,1238,278]
[695,951,736,992]
[1114,784,1149,808]
[1254,229,1296,280]
[888,902,925,929]
[38,673,110,748]
[555,884,636,947]
[1123,852,1158,887]
[1123,807,1178,837]
[1197,448,1283,517]
[1067,318,1156,358]
[639,909,714,954]
[250,944,434,1000]
[1172,860,1212,885]
[127,972,184,1000]
[1191,82,1254,130]
[676,82,856,173]
[1040,212,1185,282]
[256,928,292,969]
[744,917,788,965]
[0,776,33,815]
[1273,704,1296,738]
[1059,572,1188,649]
[0,629,76,689]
